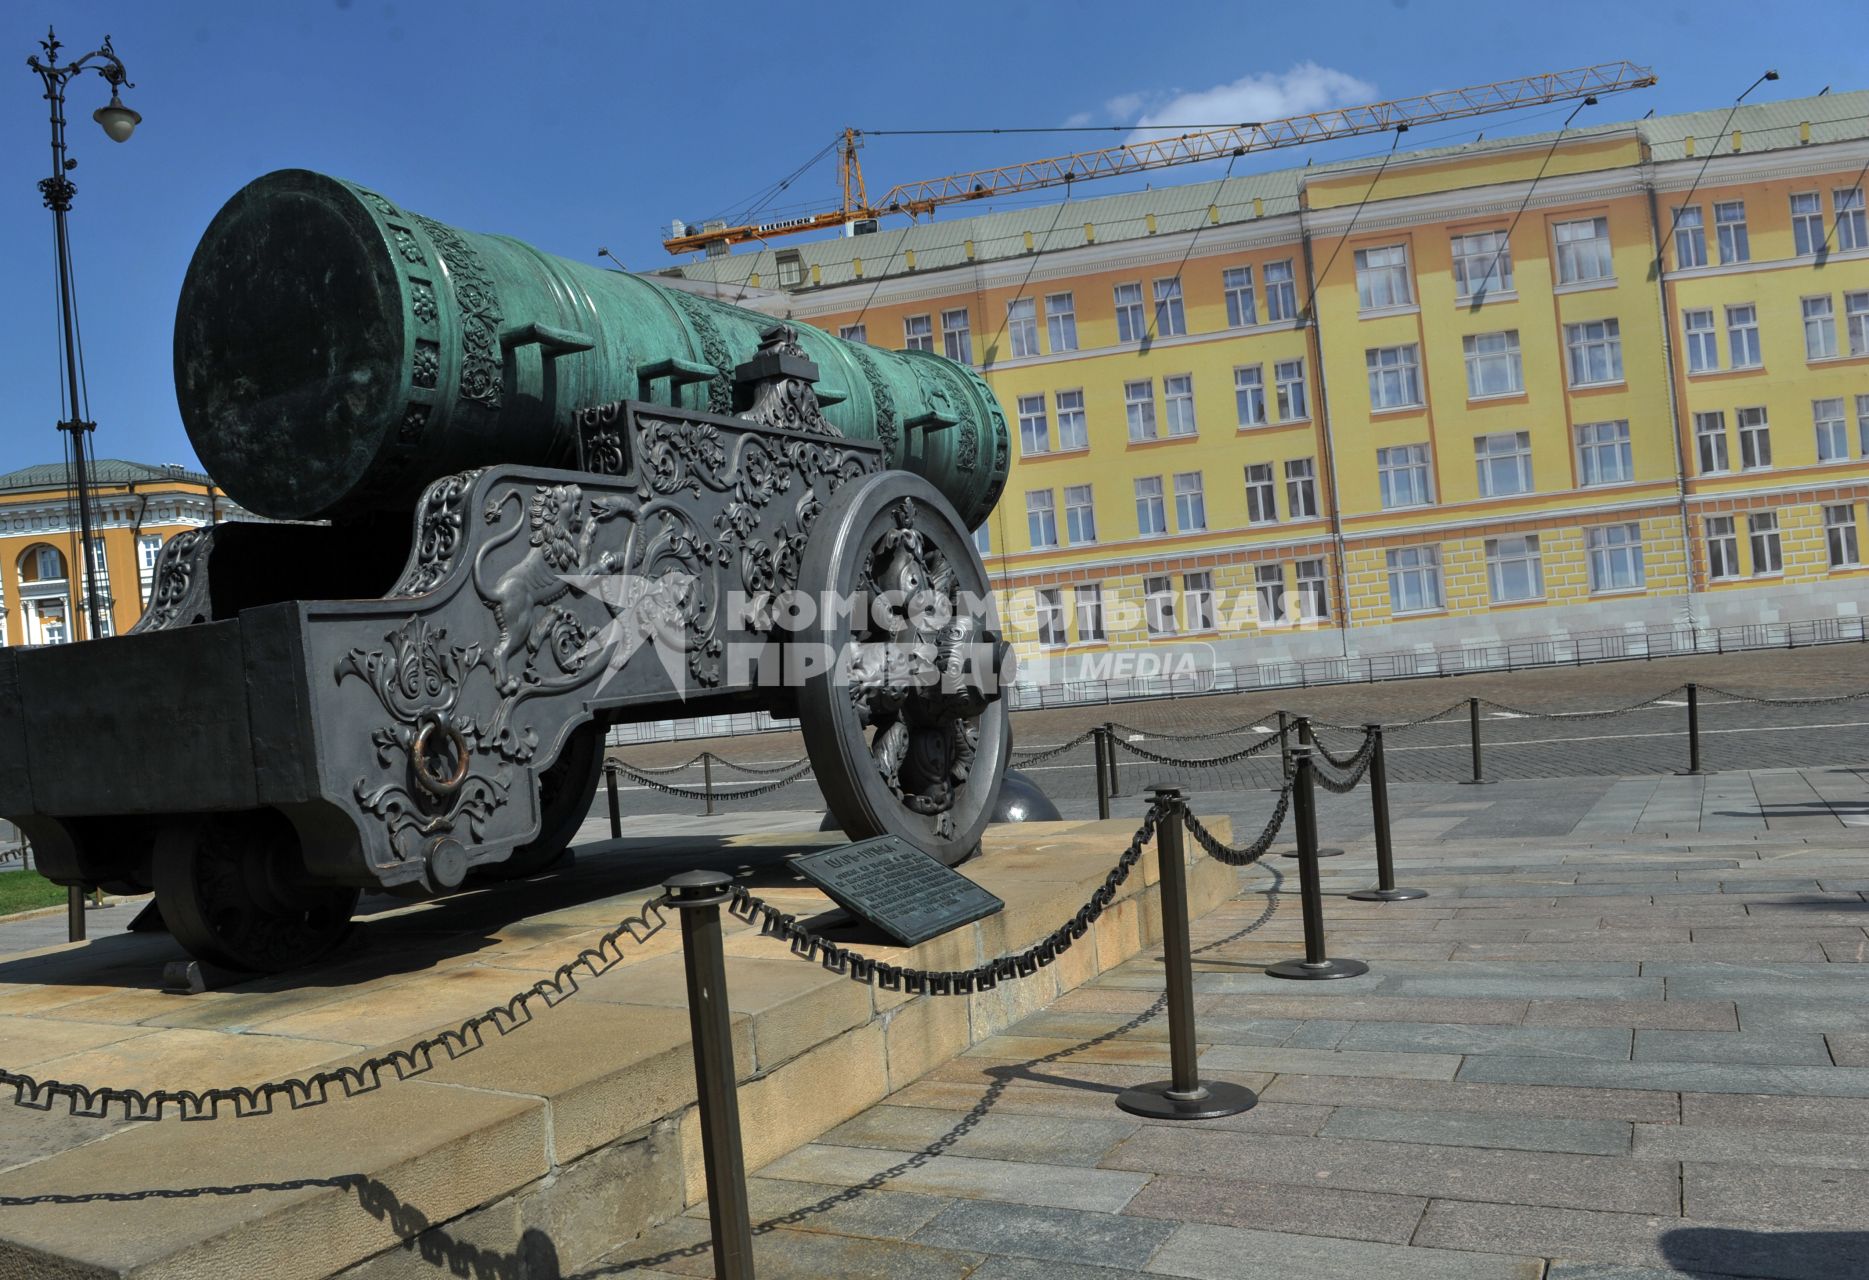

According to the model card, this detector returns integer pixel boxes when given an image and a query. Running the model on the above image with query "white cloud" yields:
[1120,63,1377,141]
[1060,110,1095,128]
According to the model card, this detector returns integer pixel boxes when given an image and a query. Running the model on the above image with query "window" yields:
[973,523,991,555]
[1749,512,1783,575]
[1255,564,1286,626]
[1804,296,1838,360]
[941,308,971,365]
[1706,517,1740,580]
[1163,374,1197,436]
[1683,309,1719,373]
[1815,398,1850,461]
[35,546,62,580]
[1046,293,1078,352]
[1173,471,1206,531]
[1715,201,1749,263]
[1017,394,1050,456]
[1674,206,1707,268]
[1152,278,1186,337]
[138,534,163,572]
[1135,476,1166,535]
[1124,380,1157,441]
[1386,546,1443,614]
[1564,319,1623,386]
[1554,216,1614,284]
[1223,266,1256,326]
[838,323,868,343]
[1184,571,1216,631]
[1861,394,1869,456]
[1825,505,1861,569]
[1450,229,1513,298]
[1264,260,1297,322]
[1035,588,1065,646]
[1376,444,1434,509]
[1845,291,1869,357]
[1274,359,1308,421]
[1694,411,1729,474]
[1114,283,1146,342]
[1586,524,1645,592]
[1792,192,1825,256]
[1064,484,1096,544]
[1475,431,1533,497]
[1486,535,1544,603]
[37,602,67,646]
[1234,365,1267,427]
[1285,458,1319,518]
[1056,389,1088,450]
[776,251,804,288]
[1463,330,1523,397]
[1726,305,1761,367]
[1577,420,1634,486]
[1244,463,1278,524]
[1354,244,1412,310]
[1366,344,1422,409]
[1007,298,1039,359]
[904,314,933,351]
[1076,584,1106,641]
[1738,406,1772,470]
[1025,490,1057,548]
[1145,574,1176,634]
[1296,558,1329,621]
[1836,187,1867,252]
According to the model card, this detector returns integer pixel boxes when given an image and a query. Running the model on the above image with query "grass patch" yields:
[0,867,71,917]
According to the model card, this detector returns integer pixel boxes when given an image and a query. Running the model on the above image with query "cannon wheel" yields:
[476,721,604,881]
[796,471,1010,867]
[151,810,360,973]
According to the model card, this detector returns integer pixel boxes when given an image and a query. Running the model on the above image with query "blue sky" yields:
[2,0,1860,479]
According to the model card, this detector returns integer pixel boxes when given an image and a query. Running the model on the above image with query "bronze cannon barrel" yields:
[174,169,1009,527]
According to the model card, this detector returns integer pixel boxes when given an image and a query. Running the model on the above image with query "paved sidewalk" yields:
[595,781,1869,1280]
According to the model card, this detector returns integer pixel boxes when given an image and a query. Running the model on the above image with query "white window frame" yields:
[904,314,933,352]
[1254,563,1287,626]
[1803,295,1839,360]
[1726,305,1761,368]
[1576,420,1634,486]
[1737,406,1772,470]
[1025,489,1058,549]
[1144,574,1176,635]
[1475,431,1534,498]
[1134,476,1166,536]
[1824,505,1861,569]
[1714,201,1749,264]
[1173,471,1206,532]
[1705,516,1740,580]
[1045,292,1078,352]
[1586,524,1645,593]
[1264,259,1297,322]
[1845,291,1869,358]
[1016,393,1050,456]
[1366,344,1423,410]
[1385,546,1444,615]
[1673,206,1707,268]
[1462,330,1523,398]
[1007,298,1039,359]
[1244,463,1278,525]
[1376,443,1434,510]
[1035,588,1066,647]
[1223,266,1256,327]
[941,308,972,365]
[1791,192,1825,256]
[1833,187,1866,253]
[838,323,868,343]
[1683,308,1718,374]
[1354,244,1413,311]
[1114,282,1146,343]
[1064,484,1097,545]
[1056,389,1088,451]
[1076,583,1106,641]
[1152,277,1187,337]
[1295,558,1329,621]
[1564,319,1623,387]
[1485,535,1544,603]
[1275,359,1308,421]
[1124,379,1158,441]
[1450,229,1513,299]
[1748,512,1783,576]
[1694,411,1730,475]
[1183,571,1216,631]
[1814,398,1850,462]
[1285,458,1319,519]
[1553,216,1614,284]
[1234,365,1266,427]
[1163,374,1198,437]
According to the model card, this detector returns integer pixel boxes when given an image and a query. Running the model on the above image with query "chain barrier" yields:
[1310,728,1373,771]
[727,805,1165,996]
[1311,737,1377,794]
[706,752,814,777]
[1111,732,1281,768]
[0,901,672,1121]
[1182,788,1292,867]
[608,752,711,775]
[1478,688,1686,721]
[1696,684,1869,707]
[1008,729,1101,766]
[1106,720,1268,743]
[606,759,814,801]
[1303,701,1467,733]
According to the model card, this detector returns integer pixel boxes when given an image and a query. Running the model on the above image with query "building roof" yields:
[0,459,214,494]
[660,88,1869,295]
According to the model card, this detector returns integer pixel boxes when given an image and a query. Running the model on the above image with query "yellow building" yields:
[0,459,242,646]
[659,91,1868,682]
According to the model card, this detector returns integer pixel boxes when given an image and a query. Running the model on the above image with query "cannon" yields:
[0,170,1014,973]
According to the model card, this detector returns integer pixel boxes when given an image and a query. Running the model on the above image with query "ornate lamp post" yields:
[26,27,140,642]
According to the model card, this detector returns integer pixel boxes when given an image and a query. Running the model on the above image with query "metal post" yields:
[1460,696,1494,785]
[1116,788,1256,1121]
[66,884,85,943]
[1677,682,1705,776]
[1349,726,1426,902]
[1267,749,1369,980]
[1281,716,1342,859]
[1277,711,1292,778]
[606,762,622,838]
[1094,729,1112,821]
[1104,722,1121,797]
[703,754,715,816]
[664,870,755,1280]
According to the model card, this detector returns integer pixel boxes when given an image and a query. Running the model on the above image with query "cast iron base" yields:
[1347,886,1429,902]
[1458,778,1497,786]
[1115,1078,1258,1120]
[1674,769,1707,776]
[1280,846,1345,859]
[1266,956,1370,980]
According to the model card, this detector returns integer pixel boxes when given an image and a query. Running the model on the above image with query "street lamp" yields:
[26,27,140,642]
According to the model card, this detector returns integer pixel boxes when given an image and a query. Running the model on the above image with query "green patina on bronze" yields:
[173,169,1009,529]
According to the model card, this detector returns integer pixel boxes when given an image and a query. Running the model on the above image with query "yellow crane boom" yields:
[663,60,1656,257]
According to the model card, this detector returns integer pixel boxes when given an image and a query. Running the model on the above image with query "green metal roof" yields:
[0,459,213,494]
[661,88,1869,294]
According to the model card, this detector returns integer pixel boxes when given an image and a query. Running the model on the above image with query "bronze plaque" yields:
[792,836,1003,947]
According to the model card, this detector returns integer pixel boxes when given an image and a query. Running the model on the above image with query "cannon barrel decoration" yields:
[0,170,1014,974]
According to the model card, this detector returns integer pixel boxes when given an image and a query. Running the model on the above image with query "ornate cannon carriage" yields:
[0,170,1014,972]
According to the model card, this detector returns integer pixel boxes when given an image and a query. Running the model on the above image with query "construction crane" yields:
[663,60,1657,257]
